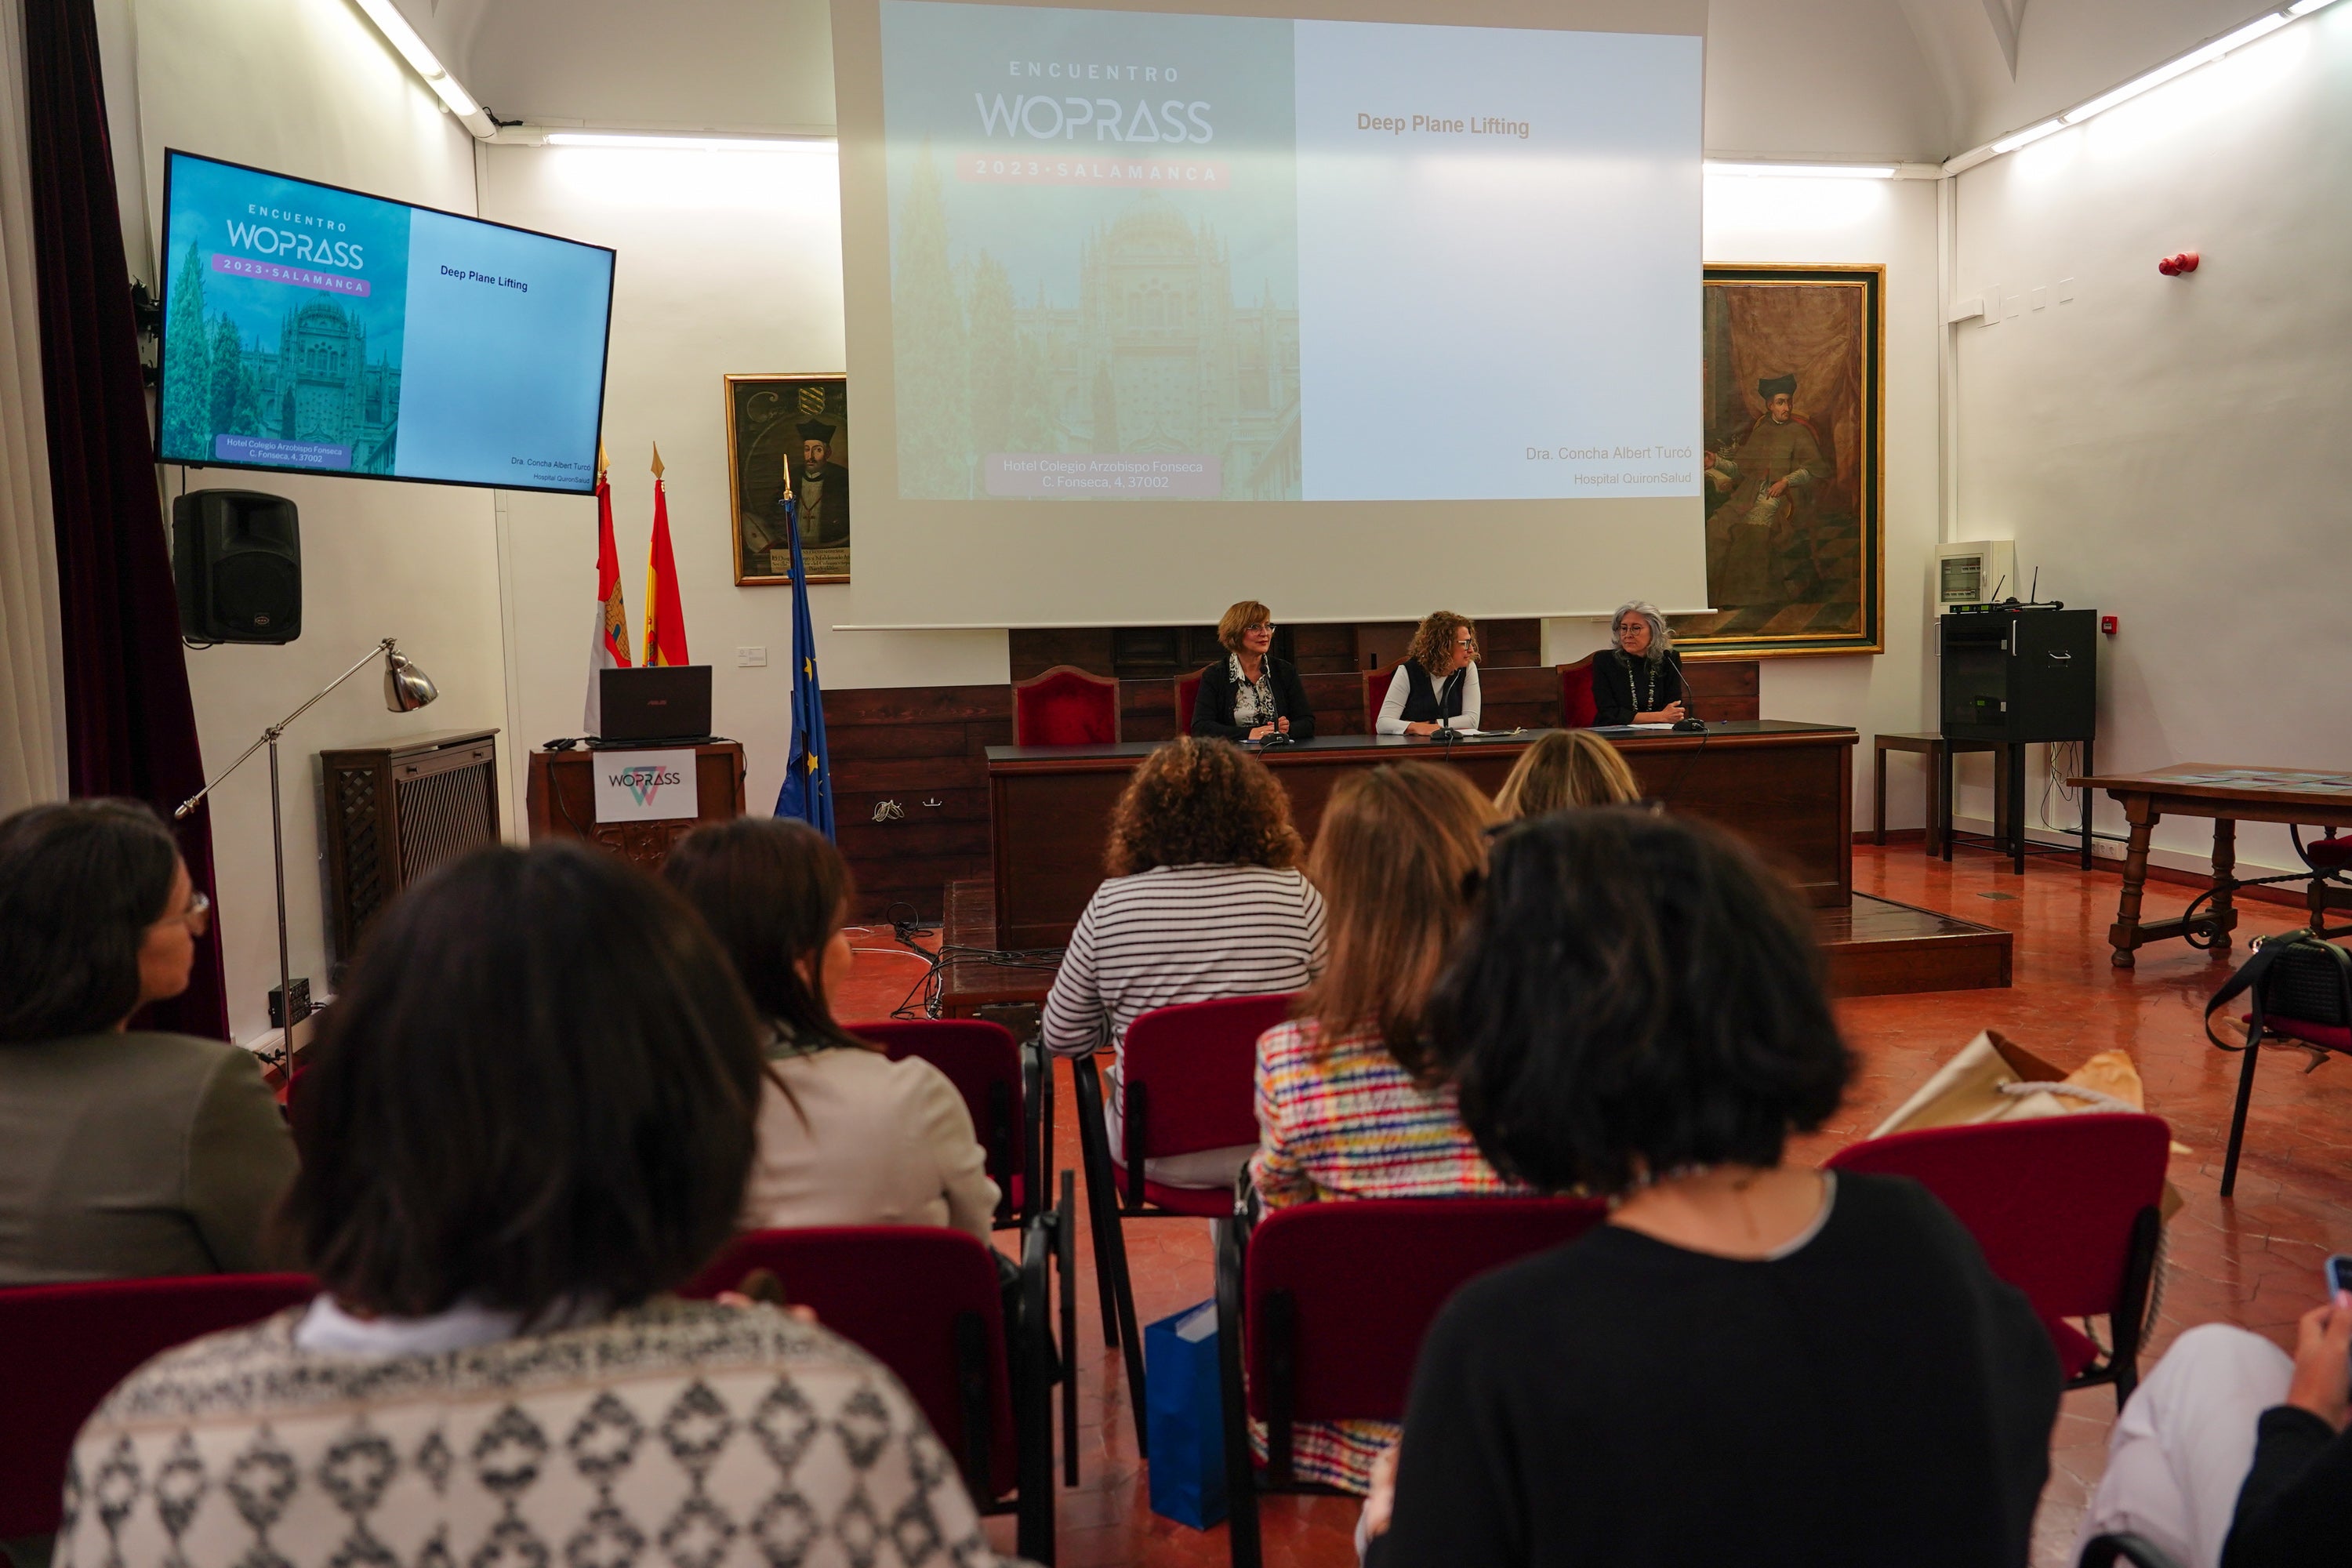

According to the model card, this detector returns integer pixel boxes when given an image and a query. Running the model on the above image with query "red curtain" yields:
[24,0,228,1038]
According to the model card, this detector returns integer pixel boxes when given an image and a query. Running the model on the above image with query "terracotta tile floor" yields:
[838,844,2352,1567]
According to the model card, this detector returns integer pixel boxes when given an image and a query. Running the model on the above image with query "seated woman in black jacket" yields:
[1361,808,2061,1568]
[1190,600,1315,743]
[1592,599,1690,726]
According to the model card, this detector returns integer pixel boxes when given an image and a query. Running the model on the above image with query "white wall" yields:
[1951,9,2352,880]
[118,0,506,1047]
[476,143,1006,819]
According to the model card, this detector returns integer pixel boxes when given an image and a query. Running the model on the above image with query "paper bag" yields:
[1145,1300,1227,1529]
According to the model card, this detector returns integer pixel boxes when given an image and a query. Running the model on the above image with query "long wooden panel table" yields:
[989,720,1857,949]
[2071,764,2352,967]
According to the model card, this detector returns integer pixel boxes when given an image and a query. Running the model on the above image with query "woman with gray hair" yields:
[1592,601,1691,726]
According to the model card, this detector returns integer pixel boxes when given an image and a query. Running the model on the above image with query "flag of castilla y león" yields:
[582,441,633,735]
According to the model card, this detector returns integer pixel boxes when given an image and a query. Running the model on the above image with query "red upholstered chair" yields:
[682,1224,1064,1557]
[1559,653,1599,728]
[1214,1197,1609,1566]
[1361,666,1391,732]
[1825,1113,2171,1406]
[0,1272,316,1537]
[1013,664,1120,747]
[850,1017,1047,1229]
[1070,992,1293,1455]
[1174,668,1207,735]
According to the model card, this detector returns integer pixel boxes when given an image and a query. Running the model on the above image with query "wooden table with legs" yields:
[2071,764,2352,967]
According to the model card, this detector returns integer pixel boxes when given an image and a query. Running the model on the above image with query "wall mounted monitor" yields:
[156,150,616,495]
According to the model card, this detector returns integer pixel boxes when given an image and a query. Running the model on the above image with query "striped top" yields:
[1250,1016,1527,1209]
[1041,864,1325,1071]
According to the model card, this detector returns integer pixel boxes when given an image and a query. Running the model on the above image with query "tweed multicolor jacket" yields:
[56,1298,1016,1568]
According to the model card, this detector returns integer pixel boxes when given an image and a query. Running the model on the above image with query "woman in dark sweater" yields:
[1361,808,2060,1568]
[1191,598,1315,742]
[1592,599,1690,726]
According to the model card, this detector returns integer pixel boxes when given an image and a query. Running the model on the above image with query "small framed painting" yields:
[724,373,850,584]
[1674,264,1885,657]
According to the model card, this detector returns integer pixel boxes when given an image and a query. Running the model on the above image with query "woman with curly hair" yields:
[1042,735,1325,1188]
[1375,610,1482,736]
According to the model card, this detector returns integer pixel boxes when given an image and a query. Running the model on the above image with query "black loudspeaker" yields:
[172,490,300,643]
[1940,606,2096,742]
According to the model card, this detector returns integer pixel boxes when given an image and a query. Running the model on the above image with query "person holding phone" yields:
[2074,1260,2352,1568]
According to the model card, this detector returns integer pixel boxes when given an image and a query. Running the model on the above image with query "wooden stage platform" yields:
[933,879,2011,1016]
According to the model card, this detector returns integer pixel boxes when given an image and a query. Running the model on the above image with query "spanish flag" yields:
[581,442,632,735]
[643,443,691,666]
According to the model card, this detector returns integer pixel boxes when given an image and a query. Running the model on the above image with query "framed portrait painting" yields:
[724,373,850,585]
[1672,264,1884,656]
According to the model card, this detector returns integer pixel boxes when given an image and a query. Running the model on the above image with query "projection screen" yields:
[830,0,1709,629]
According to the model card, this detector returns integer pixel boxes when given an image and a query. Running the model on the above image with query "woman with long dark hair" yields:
[663,816,997,1240]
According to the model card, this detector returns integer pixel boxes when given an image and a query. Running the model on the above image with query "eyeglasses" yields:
[1616,622,1648,636]
[1454,633,1478,647]
[1245,622,1276,635]
[162,889,212,938]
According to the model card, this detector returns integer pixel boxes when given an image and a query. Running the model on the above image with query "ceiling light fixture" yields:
[1704,162,1896,180]
[1989,119,2063,154]
[349,0,485,125]
[542,132,838,154]
[2060,11,2292,124]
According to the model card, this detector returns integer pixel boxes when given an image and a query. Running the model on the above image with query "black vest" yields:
[1399,662,1466,724]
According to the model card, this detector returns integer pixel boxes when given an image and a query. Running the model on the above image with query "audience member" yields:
[1363,808,2061,1566]
[0,799,294,1285]
[1250,763,1526,1494]
[662,816,998,1241]
[1044,736,1324,1189]
[56,842,1010,1568]
[1491,728,1641,818]
[2076,1296,2351,1568]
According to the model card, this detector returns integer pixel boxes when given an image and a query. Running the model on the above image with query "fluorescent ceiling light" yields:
[1704,162,1896,179]
[1990,118,2063,154]
[543,132,837,154]
[349,0,479,117]
[2062,12,2292,124]
[2288,0,2336,16]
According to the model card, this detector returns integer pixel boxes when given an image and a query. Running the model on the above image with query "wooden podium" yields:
[526,742,746,869]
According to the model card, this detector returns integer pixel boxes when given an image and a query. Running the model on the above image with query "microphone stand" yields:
[175,638,433,1063]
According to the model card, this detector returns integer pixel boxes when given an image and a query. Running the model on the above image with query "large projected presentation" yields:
[833,0,1708,627]
[158,151,615,495]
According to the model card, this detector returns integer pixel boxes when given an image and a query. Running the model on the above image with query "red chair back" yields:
[1122,993,1293,1161]
[0,1272,316,1535]
[1174,668,1207,735]
[681,1226,1020,1499]
[1361,668,1387,732]
[1559,654,1598,728]
[850,1018,1025,1215]
[1824,1115,2171,1319]
[1013,664,1120,746]
[1243,1198,1606,1425]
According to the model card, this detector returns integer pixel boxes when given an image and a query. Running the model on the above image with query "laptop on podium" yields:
[593,666,714,747]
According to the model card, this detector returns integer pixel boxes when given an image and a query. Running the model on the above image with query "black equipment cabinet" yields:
[1938,608,2097,873]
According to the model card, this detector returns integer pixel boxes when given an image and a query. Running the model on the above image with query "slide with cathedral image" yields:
[877,1,1702,505]
[158,152,613,494]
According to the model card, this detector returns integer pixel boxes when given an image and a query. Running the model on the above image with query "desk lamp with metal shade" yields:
[176,638,437,1060]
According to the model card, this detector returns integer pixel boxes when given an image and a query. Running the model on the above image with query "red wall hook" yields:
[2157,250,2201,277]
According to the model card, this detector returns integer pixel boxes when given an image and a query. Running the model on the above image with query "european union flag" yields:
[772,492,834,839]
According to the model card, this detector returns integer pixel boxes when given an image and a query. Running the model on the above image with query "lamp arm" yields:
[174,639,397,821]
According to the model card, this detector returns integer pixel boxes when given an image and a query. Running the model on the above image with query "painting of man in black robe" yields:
[726,375,850,584]
[1675,267,1882,655]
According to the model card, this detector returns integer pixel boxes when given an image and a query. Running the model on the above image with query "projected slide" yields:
[878,1,1700,503]
[157,153,615,494]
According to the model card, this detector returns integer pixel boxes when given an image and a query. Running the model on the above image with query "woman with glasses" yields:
[1192,598,1316,742]
[1376,611,1482,736]
[0,799,296,1285]
[1593,599,1690,726]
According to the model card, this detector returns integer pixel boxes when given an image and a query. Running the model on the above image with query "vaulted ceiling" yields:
[388,0,2289,161]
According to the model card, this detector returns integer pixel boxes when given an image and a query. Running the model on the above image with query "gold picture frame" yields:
[1674,264,1886,657]
[724,373,850,585]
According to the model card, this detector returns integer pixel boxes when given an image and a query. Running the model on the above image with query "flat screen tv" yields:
[156,150,616,495]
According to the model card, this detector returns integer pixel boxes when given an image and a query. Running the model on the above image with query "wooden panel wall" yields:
[826,657,1759,916]
[1010,618,1541,681]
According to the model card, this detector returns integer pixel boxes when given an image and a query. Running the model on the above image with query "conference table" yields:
[987,720,1858,949]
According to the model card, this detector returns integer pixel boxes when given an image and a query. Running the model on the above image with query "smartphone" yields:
[2327,1254,2352,1296]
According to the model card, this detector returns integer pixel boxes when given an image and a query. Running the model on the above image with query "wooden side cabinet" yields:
[319,728,501,966]
[526,742,747,871]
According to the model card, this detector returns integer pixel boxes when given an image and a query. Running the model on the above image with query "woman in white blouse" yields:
[1376,610,1483,736]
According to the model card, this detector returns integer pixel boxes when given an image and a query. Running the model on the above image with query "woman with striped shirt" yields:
[1248,762,1526,1492]
[1042,736,1326,1190]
